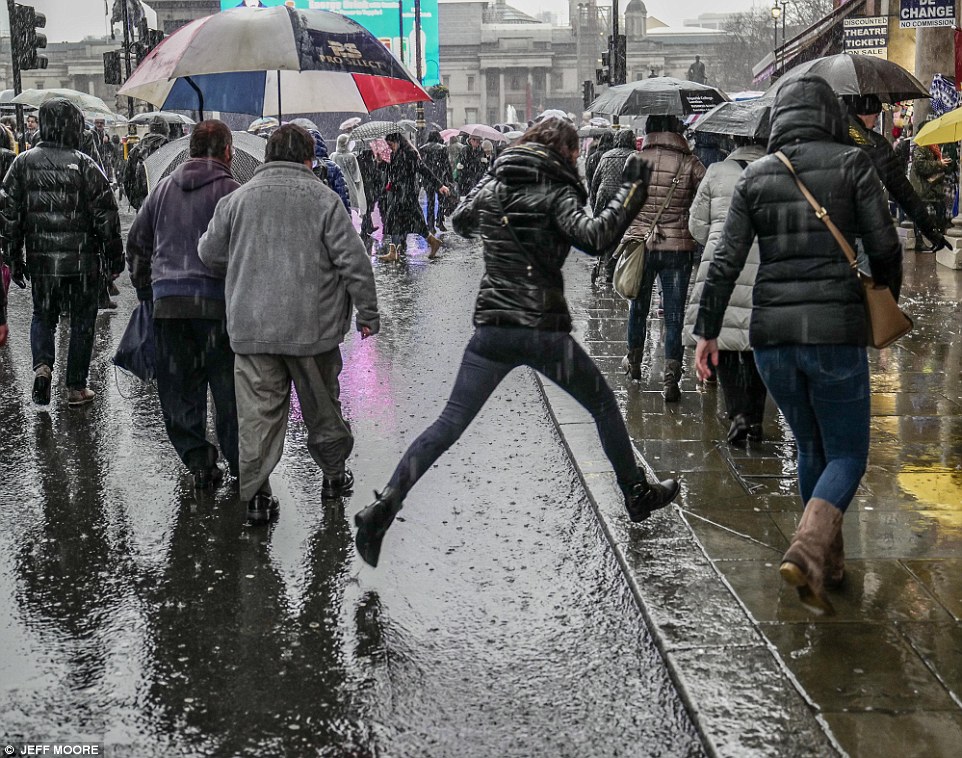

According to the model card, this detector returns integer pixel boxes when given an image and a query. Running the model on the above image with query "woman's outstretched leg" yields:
[355,336,513,565]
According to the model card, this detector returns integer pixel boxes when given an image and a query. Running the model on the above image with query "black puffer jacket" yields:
[452,142,647,331]
[694,75,902,348]
[1,98,122,279]
[845,111,944,244]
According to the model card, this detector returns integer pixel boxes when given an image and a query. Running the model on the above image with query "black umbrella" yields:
[775,54,928,103]
[589,77,729,118]
[144,131,265,193]
[691,93,774,140]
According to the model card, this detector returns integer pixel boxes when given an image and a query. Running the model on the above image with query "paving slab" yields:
[533,249,962,757]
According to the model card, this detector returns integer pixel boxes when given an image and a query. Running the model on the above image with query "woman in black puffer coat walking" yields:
[354,119,679,566]
[693,75,903,615]
[379,132,448,261]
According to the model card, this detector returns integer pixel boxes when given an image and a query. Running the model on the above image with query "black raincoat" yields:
[383,141,443,238]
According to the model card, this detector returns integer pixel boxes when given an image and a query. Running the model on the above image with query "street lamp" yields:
[771,3,781,77]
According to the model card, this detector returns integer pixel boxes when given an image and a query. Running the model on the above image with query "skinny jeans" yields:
[753,344,869,512]
[386,325,641,498]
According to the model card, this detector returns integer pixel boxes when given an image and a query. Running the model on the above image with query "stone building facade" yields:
[439,0,729,126]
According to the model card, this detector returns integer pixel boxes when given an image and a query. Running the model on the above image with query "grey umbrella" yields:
[691,93,774,140]
[589,77,729,118]
[351,120,417,141]
[130,111,197,127]
[144,131,265,193]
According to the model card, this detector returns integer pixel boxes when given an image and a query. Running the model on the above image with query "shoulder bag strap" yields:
[642,157,689,241]
[773,150,859,273]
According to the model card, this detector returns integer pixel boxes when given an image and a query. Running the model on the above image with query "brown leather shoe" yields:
[427,234,442,259]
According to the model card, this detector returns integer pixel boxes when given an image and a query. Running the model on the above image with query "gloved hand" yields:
[135,285,153,303]
[930,235,951,253]
[623,154,653,186]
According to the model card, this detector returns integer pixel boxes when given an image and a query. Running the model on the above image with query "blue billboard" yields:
[220,0,440,86]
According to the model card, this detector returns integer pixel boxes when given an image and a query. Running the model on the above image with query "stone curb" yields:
[534,376,845,758]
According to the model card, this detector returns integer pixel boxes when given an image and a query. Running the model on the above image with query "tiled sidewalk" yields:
[537,249,962,757]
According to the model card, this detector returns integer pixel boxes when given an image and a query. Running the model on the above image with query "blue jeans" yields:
[627,250,694,363]
[386,326,641,498]
[753,345,870,512]
[30,274,100,389]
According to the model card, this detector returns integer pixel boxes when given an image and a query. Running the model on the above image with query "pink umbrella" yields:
[459,123,508,143]
[440,128,460,141]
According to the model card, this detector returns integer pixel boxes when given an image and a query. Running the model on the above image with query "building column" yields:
[480,70,488,125]
[495,70,504,123]
[527,70,534,121]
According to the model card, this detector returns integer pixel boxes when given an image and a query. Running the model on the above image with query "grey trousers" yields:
[234,349,354,502]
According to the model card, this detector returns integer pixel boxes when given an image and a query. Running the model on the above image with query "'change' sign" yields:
[899,0,955,28]
[844,16,888,57]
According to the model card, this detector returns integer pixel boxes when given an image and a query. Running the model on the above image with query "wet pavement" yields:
[0,211,704,756]
[548,246,962,757]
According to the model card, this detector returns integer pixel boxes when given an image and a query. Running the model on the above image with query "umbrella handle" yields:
[185,77,205,122]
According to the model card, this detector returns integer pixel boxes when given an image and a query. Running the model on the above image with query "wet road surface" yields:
[0,216,703,757]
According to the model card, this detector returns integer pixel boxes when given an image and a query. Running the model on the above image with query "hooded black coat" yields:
[694,75,902,348]
[1,98,122,280]
[383,141,442,238]
[452,142,647,331]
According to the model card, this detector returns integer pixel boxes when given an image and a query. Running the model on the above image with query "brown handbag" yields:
[774,151,912,349]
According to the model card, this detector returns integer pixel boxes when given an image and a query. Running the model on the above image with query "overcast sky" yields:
[16,0,766,44]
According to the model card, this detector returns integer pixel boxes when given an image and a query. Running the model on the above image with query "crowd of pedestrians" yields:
[0,79,946,613]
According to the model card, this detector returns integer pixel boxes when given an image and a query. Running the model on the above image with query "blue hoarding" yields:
[220,0,440,86]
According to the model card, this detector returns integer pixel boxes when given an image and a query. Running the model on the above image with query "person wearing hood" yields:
[457,135,487,195]
[842,94,949,252]
[446,134,463,179]
[355,142,382,235]
[621,114,706,401]
[353,118,678,567]
[378,132,448,261]
[331,134,366,217]
[693,75,903,616]
[420,130,453,233]
[589,129,637,284]
[1,98,122,407]
[126,120,241,490]
[124,115,170,210]
[308,130,350,212]
[584,130,614,205]
[684,135,768,445]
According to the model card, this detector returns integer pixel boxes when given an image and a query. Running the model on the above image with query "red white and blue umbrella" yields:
[118,6,431,118]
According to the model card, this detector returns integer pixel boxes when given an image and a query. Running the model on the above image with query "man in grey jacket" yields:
[198,124,380,525]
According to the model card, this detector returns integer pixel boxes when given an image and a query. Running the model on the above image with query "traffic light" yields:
[134,28,166,65]
[104,51,123,85]
[12,4,48,71]
[583,80,595,111]
[596,50,610,86]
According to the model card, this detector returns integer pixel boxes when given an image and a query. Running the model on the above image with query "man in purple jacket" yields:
[126,120,240,490]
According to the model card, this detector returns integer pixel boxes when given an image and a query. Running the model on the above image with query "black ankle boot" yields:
[727,413,750,447]
[354,488,402,567]
[624,477,680,523]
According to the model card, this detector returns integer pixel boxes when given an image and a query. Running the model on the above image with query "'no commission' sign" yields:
[899,0,955,28]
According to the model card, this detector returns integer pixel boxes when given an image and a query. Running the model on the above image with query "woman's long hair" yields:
[517,118,578,161]
[386,131,420,159]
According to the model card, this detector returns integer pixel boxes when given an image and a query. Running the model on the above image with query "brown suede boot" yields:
[378,243,399,262]
[779,498,843,615]
[824,529,845,589]
[427,233,442,259]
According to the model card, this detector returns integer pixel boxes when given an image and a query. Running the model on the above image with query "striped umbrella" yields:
[118,6,431,119]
